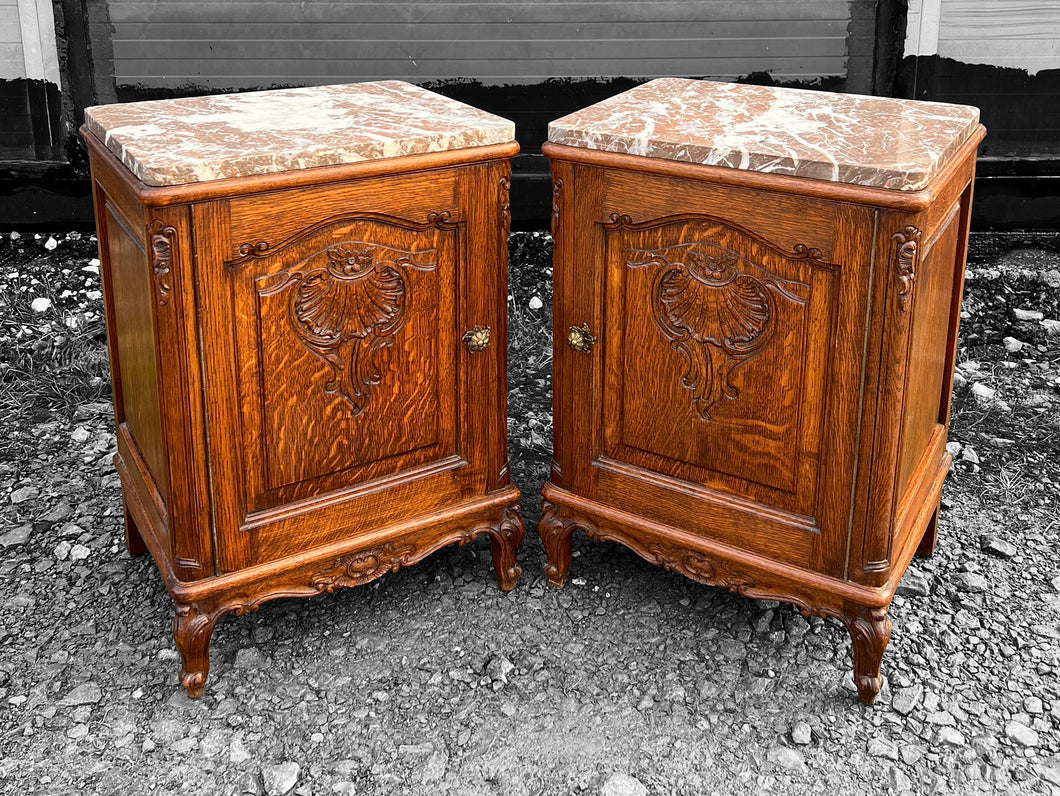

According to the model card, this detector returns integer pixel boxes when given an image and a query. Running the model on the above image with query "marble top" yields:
[548,78,981,191]
[84,81,516,187]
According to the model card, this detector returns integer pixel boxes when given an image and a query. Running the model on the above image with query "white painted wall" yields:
[0,0,60,82]
[905,0,1060,75]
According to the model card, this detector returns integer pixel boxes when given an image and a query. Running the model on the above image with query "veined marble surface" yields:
[85,81,516,187]
[548,78,981,191]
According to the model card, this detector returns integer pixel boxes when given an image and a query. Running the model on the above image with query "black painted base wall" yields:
[0,79,63,162]
[896,55,1060,230]
[2,71,1058,231]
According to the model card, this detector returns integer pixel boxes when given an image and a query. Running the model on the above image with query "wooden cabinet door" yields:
[195,168,501,571]
[555,166,876,575]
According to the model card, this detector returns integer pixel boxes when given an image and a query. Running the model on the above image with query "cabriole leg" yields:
[172,603,219,699]
[845,605,892,705]
[538,499,576,587]
[488,505,525,591]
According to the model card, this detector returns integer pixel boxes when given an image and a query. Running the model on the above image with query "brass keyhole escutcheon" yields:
[567,322,596,354]
[462,325,491,353]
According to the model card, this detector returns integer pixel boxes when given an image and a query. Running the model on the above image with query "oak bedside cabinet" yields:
[82,81,524,697]
[539,79,984,704]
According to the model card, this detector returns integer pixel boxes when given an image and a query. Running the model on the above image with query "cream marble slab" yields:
[548,78,981,191]
[84,81,516,187]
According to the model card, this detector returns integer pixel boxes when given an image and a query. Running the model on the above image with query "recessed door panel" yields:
[226,214,461,514]
[603,214,839,506]
[555,166,879,574]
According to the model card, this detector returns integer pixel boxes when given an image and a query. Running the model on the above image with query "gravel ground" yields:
[0,230,1057,795]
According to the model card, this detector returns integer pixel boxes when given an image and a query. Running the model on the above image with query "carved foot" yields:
[123,498,148,557]
[845,606,892,705]
[916,502,940,558]
[488,504,525,591]
[539,499,576,587]
[173,603,220,698]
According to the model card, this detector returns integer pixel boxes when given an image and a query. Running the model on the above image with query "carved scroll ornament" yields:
[892,226,922,311]
[147,220,177,305]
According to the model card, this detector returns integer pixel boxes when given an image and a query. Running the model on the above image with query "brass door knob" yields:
[462,325,491,353]
[567,323,596,354]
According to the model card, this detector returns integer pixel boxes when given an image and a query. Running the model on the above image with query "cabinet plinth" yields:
[541,79,984,704]
[83,94,523,695]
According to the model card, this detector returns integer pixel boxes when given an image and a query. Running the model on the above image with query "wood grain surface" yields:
[540,124,984,705]
[85,129,524,697]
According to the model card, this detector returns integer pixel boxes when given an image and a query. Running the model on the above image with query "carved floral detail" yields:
[892,225,921,311]
[627,240,806,420]
[264,242,436,416]
[645,543,756,594]
[147,220,177,305]
[311,542,419,592]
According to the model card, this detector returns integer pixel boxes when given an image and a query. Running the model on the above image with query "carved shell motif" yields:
[628,241,803,421]
[285,243,435,416]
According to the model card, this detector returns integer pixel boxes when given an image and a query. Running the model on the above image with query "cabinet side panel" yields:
[897,204,961,493]
[105,204,168,502]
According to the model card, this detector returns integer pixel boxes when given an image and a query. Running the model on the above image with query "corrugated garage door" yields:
[101,0,852,89]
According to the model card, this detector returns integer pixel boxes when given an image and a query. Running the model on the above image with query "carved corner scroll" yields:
[499,176,511,243]
[147,220,177,306]
[550,173,564,238]
[236,240,270,261]
[892,225,921,312]
[625,233,811,421]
